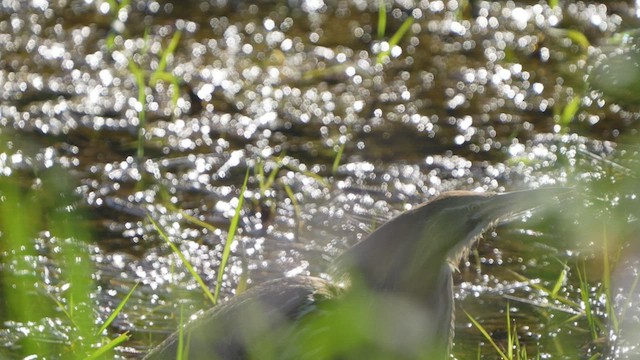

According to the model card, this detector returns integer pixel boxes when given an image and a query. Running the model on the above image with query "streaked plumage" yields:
[145,188,566,360]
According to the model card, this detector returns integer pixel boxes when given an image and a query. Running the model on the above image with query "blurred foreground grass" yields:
[0,150,638,359]
[0,166,130,359]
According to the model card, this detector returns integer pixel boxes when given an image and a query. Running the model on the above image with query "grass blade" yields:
[601,225,618,333]
[95,282,139,336]
[332,142,345,176]
[213,168,250,305]
[177,305,185,360]
[377,16,414,63]
[388,16,414,48]
[159,31,181,73]
[506,302,513,359]
[377,0,387,39]
[148,215,216,304]
[558,96,581,132]
[86,332,130,360]
[550,263,568,298]
[128,60,147,160]
[576,262,598,340]
[465,310,509,360]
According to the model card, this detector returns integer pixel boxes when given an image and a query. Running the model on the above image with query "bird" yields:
[144,188,567,360]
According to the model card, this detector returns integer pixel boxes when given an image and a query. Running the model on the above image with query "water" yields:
[1,0,639,358]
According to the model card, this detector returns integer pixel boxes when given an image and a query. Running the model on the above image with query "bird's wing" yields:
[144,276,340,360]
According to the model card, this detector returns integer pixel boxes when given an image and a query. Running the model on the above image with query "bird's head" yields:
[337,188,569,292]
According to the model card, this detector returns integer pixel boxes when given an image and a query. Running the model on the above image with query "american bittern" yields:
[145,188,566,359]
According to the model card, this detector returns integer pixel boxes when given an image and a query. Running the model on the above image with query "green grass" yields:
[283,182,302,235]
[124,28,183,160]
[254,155,284,218]
[177,305,187,360]
[376,16,415,64]
[467,302,542,359]
[601,225,618,335]
[492,250,614,358]
[374,1,416,64]
[466,307,510,359]
[96,282,139,337]
[377,0,387,39]
[149,214,216,305]
[332,142,345,176]
[213,169,249,305]
[556,96,581,133]
[2,2,636,359]
[251,154,326,227]
[0,156,629,360]
[0,167,135,359]
[129,60,147,160]
[104,0,131,51]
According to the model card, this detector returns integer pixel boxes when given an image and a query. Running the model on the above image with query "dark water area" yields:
[1,0,640,359]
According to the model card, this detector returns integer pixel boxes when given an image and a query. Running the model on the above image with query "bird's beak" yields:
[443,187,572,268]
[474,187,572,222]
